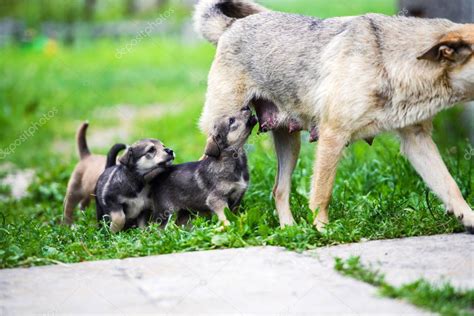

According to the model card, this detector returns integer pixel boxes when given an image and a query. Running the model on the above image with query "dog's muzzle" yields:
[160,149,175,167]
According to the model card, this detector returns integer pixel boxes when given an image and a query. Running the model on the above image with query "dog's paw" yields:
[215,220,230,232]
[313,216,328,233]
[62,216,74,226]
[314,220,327,233]
[279,216,295,228]
[215,222,230,232]
[313,211,328,232]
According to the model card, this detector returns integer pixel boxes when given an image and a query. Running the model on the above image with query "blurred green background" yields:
[0,0,396,26]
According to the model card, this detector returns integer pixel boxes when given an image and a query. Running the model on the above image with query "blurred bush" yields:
[0,0,189,26]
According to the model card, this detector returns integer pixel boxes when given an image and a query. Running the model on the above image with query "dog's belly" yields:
[217,175,249,207]
[219,14,356,133]
[228,187,247,209]
[153,188,211,215]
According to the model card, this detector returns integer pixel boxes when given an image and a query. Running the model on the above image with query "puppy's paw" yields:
[62,219,73,226]
[110,223,122,234]
[215,220,230,232]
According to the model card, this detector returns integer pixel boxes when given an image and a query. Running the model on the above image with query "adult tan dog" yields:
[194,0,474,232]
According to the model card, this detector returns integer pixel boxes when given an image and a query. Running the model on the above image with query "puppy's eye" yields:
[147,147,156,154]
[229,117,235,125]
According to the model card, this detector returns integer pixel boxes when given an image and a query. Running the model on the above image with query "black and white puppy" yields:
[95,139,174,233]
[151,107,257,226]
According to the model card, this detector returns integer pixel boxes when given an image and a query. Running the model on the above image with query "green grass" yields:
[0,38,215,166]
[0,122,470,268]
[335,257,474,316]
[0,0,473,270]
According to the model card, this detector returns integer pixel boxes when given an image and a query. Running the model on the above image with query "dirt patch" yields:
[0,163,35,200]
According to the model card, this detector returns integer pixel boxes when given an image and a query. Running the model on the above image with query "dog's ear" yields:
[204,137,221,157]
[119,147,134,167]
[418,39,472,64]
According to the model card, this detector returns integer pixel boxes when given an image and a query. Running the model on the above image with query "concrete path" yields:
[311,233,474,289]
[1,233,471,315]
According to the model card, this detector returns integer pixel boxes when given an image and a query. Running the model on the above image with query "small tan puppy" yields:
[63,122,105,225]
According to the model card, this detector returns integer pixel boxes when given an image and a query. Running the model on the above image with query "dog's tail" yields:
[106,144,127,169]
[194,0,268,45]
[76,122,91,160]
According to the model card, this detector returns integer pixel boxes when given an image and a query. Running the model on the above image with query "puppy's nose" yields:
[165,148,174,157]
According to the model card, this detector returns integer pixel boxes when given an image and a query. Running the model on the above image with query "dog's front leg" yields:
[206,194,231,226]
[272,128,301,227]
[399,122,474,233]
[110,210,126,233]
[309,125,349,231]
[137,214,147,229]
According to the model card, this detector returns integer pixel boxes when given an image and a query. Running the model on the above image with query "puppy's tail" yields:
[194,0,268,45]
[106,144,127,169]
[77,122,91,160]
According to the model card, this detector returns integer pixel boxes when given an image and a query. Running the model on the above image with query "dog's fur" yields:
[63,122,106,225]
[150,107,257,226]
[95,139,174,233]
[194,0,474,232]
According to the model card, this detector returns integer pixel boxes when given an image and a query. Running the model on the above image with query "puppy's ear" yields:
[418,39,472,64]
[119,147,134,167]
[204,137,220,157]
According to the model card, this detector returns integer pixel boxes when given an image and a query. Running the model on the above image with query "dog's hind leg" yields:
[79,196,91,210]
[136,210,151,229]
[309,125,349,231]
[206,194,231,226]
[63,190,83,225]
[399,122,474,233]
[272,128,301,227]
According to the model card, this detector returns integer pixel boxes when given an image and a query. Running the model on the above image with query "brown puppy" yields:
[63,122,106,225]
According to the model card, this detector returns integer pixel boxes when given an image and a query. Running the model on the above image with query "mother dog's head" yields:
[418,24,474,99]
